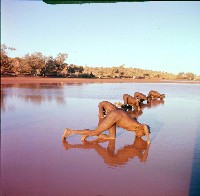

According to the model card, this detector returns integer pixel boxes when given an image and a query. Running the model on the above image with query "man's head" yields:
[147,95,152,102]
[135,124,151,144]
[145,125,151,134]
[160,94,165,99]
[135,125,150,137]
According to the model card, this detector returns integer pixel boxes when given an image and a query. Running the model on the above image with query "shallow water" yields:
[1,83,200,196]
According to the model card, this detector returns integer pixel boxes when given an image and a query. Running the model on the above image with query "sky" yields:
[1,0,200,75]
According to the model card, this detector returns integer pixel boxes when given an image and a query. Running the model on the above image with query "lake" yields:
[1,82,200,196]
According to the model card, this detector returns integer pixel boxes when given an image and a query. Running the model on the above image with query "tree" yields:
[68,64,75,75]
[186,72,194,80]
[12,57,22,76]
[1,44,16,75]
[176,72,195,80]
[176,72,185,79]
[89,71,95,78]
[43,56,56,76]
[40,53,68,77]
[55,53,68,76]
[23,52,45,76]
[55,53,68,65]
[76,66,84,74]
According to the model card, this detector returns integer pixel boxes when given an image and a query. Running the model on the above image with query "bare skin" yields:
[98,101,118,138]
[126,108,143,120]
[114,102,143,120]
[62,110,150,144]
[92,137,150,164]
[99,101,143,136]
[133,92,149,103]
[62,136,150,165]
[148,90,165,100]
[114,102,132,110]
[98,101,117,122]
[122,94,140,111]
[114,102,123,108]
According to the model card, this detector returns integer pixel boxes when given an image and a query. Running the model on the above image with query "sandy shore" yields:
[1,77,200,84]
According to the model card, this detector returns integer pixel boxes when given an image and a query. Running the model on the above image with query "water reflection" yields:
[1,83,67,112]
[148,99,165,108]
[1,83,65,89]
[135,99,165,115]
[2,83,200,195]
[125,99,165,119]
[60,98,164,162]
[62,136,150,167]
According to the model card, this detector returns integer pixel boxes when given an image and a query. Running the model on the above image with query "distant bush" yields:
[78,73,95,78]
[176,72,195,80]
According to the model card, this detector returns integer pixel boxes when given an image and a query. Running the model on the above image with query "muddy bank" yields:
[1,77,199,84]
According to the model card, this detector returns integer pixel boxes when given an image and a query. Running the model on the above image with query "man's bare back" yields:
[133,92,149,102]
[98,101,117,118]
[148,90,165,100]
[123,94,140,110]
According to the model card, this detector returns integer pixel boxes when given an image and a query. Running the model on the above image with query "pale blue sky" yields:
[1,1,200,74]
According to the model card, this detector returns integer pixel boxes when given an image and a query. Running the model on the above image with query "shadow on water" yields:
[62,136,150,167]
[189,119,200,196]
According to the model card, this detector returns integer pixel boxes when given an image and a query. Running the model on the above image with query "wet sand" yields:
[1,76,200,84]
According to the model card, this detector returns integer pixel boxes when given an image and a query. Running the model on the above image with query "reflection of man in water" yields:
[139,98,165,110]
[62,109,150,144]
[149,99,165,107]
[62,136,150,166]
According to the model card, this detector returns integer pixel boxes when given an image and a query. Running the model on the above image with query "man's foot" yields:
[98,134,115,140]
[62,128,72,141]
[114,102,123,108]
[147,140,151,145]
[62,140,70,150]
[81,135,89,141]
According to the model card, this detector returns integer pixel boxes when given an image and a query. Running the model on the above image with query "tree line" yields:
[1,44,198,80]
[0,44,89,78]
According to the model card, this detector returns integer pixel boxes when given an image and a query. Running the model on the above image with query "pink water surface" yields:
[1,83,200,196]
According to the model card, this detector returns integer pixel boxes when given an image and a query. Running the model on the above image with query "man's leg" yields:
[107,139,115,155]
[62,128,93,141]
[108,125,116,138]
[62,111,120,140]
[123,95,128,105]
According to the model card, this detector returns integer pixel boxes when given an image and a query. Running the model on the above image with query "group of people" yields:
[62,90,165,145]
